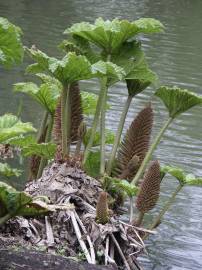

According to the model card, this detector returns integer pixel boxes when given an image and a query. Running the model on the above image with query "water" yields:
[1,0,202,269]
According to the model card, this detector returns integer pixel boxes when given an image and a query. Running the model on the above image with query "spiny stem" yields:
[100,77,108,176]
[75,139,82,157]
[36,111,49,142]
[149,184,183,232]
[36,116,53,179]
[136,212,144,227]
[0,213,12,226]
[61,84,71,157]
[107,95,133,175]
[129,196,134,223]
[131,117,173,186]
[83,85,104,165]
[45,116,53,142]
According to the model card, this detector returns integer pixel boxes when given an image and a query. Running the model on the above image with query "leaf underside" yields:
[0,17,24,68]
[155,86,202,118]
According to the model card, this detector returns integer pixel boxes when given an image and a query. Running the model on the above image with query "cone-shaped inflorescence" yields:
[53,83,83,144]
[116,104,153,181]
[96,192,109,225]
[136,160,161,213]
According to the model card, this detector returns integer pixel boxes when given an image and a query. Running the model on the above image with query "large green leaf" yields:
[155,86,202,118]
[126,60,157,96]
[161,165,186,184]
[7,135,36,147]
[65,17,164,53]
[14,82,61,114]
[81,91,110,115]
[81,91,98,115]
[25,47,51,73]
[18,199,53,217]
[84,151,100,178]
[0,182,32,215]
[22,142,57,159]
[48,52,94,84]
[92,61,125,82]
[162,165,202,187]
[60,36,100,64]
[36,73,62,89]
[26,47,94,84]
[0,162,22,177]
[83,128,114,147]
[185,174,202,186]
[112,179,139,197]
[0,17,24,68]
[111,40,144,75]
[134,18,164,34]
[0,182,51,219]
[0,114,36,143]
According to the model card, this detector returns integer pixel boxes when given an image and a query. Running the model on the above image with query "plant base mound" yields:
[0,161,145,269]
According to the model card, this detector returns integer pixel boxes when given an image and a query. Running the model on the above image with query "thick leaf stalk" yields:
[29,111,49,180]
[75,122,86,157]
[100,77,108,175]
[116,105,153,181]
[36,116,53,179]
[148,183,183,232]
[107,95,133,175]
[96,192,109,224]
[83,84,104,165]
[132,117,173,185]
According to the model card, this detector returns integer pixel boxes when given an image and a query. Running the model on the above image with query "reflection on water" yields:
[1,0,202,269]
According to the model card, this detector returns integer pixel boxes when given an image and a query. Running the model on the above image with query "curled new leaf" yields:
[0,114,36,143]
[155,86,202,118]
[0,17,24,68]
[22,143,57,159]
[116,105,153,181]
[136,160,161,213]
[65,17,164,53]
[14,82,61,115]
